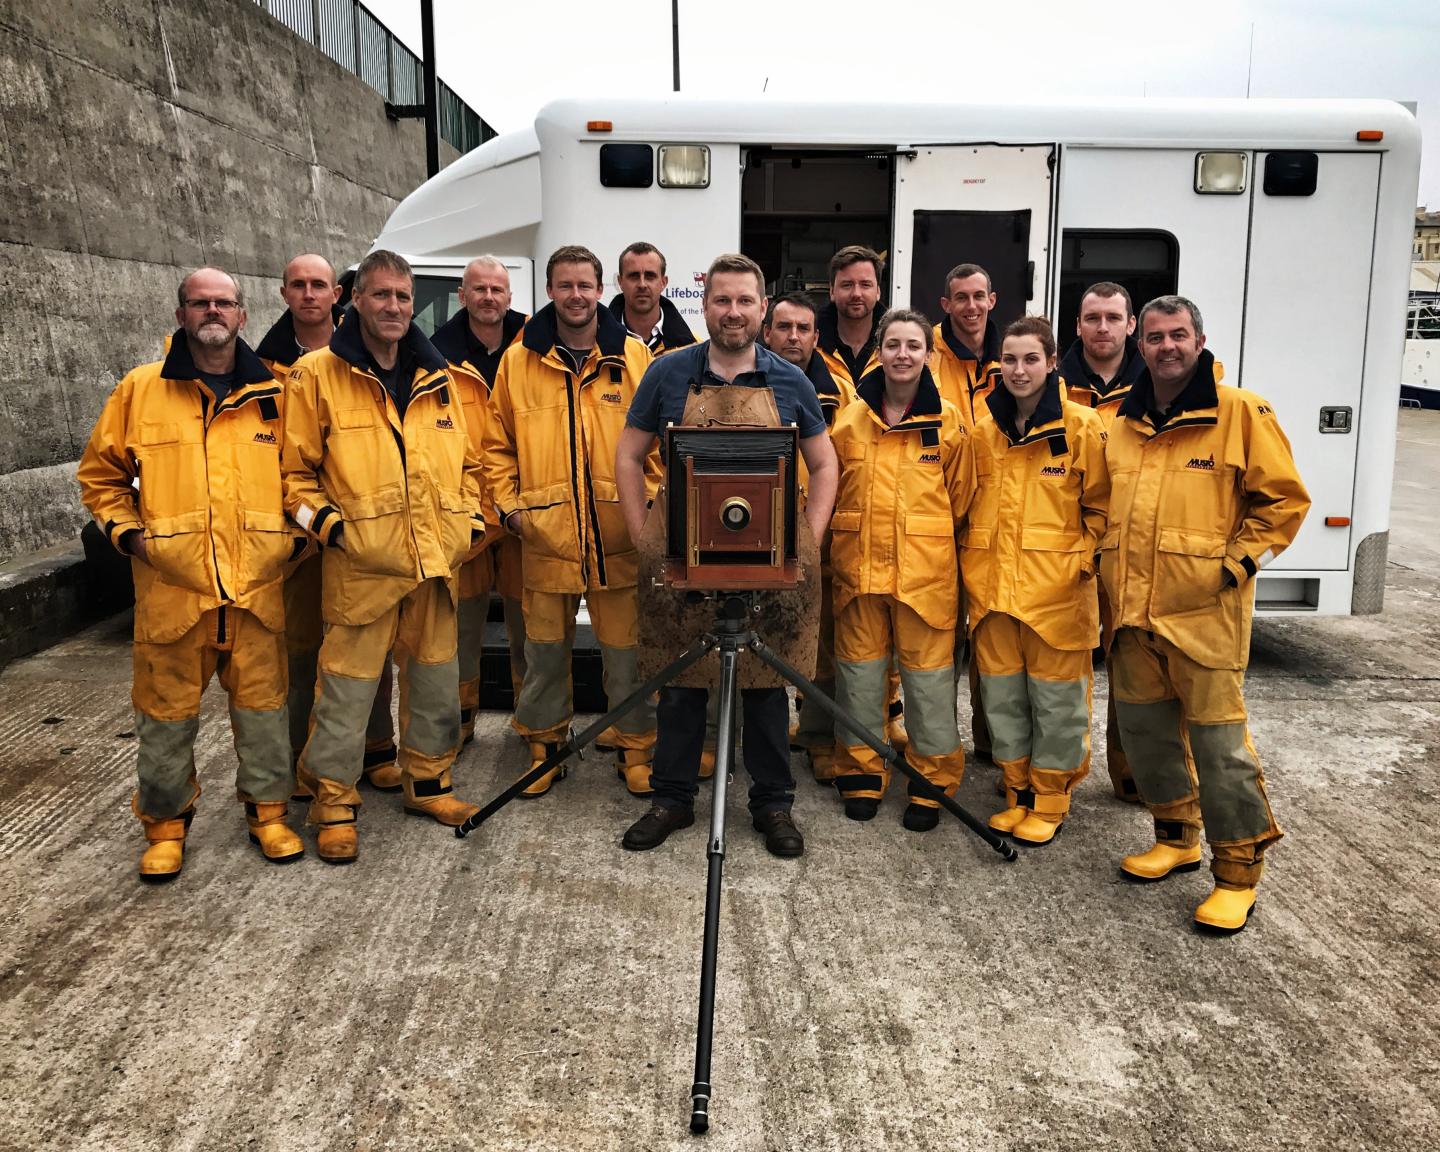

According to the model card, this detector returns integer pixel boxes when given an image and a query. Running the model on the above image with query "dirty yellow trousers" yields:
[1110,627,1283,888]
[457,538,527,721]
[973,613,1092,812]
[132,606,289,819]
[834,595,962,808]
[298,577,461,813]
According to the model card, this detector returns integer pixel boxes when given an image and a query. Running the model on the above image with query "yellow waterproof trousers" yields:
[456,539,528,727]
[1110,627,1283,888]
[834,595,962,808]
[131,606,289,819]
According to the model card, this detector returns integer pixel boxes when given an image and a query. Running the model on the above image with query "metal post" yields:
[420,0,439,175]
[309,0,322,49]
[671,0,680,92]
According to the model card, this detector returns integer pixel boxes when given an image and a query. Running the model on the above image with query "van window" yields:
[1057,231,1178,343]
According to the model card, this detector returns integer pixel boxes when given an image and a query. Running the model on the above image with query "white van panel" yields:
[1241,152,1380,572]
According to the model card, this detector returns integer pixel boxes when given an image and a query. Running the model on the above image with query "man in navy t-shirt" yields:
[615,254,838,858]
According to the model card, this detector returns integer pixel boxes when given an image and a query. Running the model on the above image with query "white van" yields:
[372,95,1421,618]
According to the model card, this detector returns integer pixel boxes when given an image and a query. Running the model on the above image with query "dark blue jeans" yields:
[652,686,794,815]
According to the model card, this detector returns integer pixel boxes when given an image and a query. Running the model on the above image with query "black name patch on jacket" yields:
[253,430,278,445]
[600,391,624,404]
[1039,463,1066,478]
[436,415,455,430]
[1186,453,1216,471]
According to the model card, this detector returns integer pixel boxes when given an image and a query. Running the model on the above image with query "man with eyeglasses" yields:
[79,267,307,882]
[283,249,487,863]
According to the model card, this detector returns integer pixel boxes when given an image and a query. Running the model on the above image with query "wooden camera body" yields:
[663,425,801,591]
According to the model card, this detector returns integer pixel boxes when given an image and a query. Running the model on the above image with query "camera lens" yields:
[719,498,752,532]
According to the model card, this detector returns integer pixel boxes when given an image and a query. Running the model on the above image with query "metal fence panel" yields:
[354,5,391,98]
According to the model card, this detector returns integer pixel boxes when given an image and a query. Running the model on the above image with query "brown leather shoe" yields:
[752,808,804,857]
[622,804,695,851]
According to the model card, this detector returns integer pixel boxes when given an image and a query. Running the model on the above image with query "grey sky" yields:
[370,0,1438,207]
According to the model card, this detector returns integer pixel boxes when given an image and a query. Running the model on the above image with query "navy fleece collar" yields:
[161,330,273,387]
[606,293,696,349]
[522,301,629,359]
[1058,335,1144,395]
[856,366,943,422]
[254,303,343,366]
[986,371,1064,443]
[941,317,1000,365]
[329,305,446,374]
[1119,349,1220,422]
[431,307,526,365]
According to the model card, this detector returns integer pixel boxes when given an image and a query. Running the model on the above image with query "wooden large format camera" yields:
[663,425,801,591]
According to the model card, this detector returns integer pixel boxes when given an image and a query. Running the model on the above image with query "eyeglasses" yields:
[184,298,241,313]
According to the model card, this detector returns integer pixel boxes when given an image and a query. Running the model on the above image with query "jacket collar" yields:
[985,371,1065,444]
[856,365,944,423]
[1058,335,1144,396]
[160,330,274,388]
[254,304,343,367]
[939,317,1000,365]
[606,293,696,349]
[522,301,629,359]
[429,306,526,366]
[329,305,447,375]
[802,351,841,399]
[1119,348,1220,424]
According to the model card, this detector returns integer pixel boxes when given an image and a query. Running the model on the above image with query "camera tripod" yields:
[456,593,1017,1134]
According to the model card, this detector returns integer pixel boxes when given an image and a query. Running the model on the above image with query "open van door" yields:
[890,145,1056,326]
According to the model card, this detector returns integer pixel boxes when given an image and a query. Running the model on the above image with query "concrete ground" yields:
[3,413,1438,1152]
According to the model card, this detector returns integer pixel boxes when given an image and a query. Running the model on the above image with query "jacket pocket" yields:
[1152,527,1227,617]
[828,508,863,587]
[899,512,958,600]
[339,486,413,578]
[237,508,293,596]
[436,486,474,570]
[589,478,633,557]
[517,482,577,564]
[143,510,212,596]
[1020,527,1085,595]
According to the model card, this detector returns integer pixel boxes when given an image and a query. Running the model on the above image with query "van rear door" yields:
[890,145,1056,327]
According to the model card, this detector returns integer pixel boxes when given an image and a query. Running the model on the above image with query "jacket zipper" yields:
[579,365,609,587]
[199,390,230,602]
[562,372,589,585]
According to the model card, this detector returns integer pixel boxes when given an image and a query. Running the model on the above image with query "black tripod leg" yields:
[690,643,739,1134]
[455,635,717,839]
[748,637,1018,862]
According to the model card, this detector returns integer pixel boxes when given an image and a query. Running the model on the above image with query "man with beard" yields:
[79,266,305,880]
[1058,281,1147,803]
[615,254,839,856]
[428,256,529,744]
[608,241,696,354]
[483,245,659,797]
[284,250,486,862]
[817,245,883,389]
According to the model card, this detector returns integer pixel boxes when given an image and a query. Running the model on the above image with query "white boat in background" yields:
[1402,289,1439,409]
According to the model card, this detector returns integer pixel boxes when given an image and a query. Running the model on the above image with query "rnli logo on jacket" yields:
[917,451,942,464]
[601,391,624,404]
[1040,464,1066,478]
[253,430,277,444]
[435,415,454,429]
[1186,453,1216,471]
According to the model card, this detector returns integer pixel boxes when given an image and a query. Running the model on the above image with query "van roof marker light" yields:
[588,120,613,133]
[1356,130,1383,142]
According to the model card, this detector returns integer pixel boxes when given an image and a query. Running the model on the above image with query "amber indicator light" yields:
[1355,130,1384,142]
[1325,516,1351,527]
[587,120,614,133]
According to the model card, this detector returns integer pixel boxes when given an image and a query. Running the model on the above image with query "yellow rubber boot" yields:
[1194,885,1257,934]
[615,748,654,796]
[1011,791,1070,846]
[244,801,304,864]
[520,740,568,799]
[308,800,358,865]
[403,767,480,826]
[138,811,192,884]
[989,787,1031,835]
[1121,842,1203,882]
[808,745,838,783]
[699,746,716,780]
[361,738,401,792]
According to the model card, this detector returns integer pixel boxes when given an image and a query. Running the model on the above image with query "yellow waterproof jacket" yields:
[484,303,654,593]
[962,376,1110,651]
[282,308,485,626]
[78,333,306,644]
[1061,337,1226,431]
[607,294,697,354]
[828,367,977,630]
[1100,350,1310,670]
[255,304,344,378]
[816,303,880,391]
[430,308,527,555]
[929,320,1002,429]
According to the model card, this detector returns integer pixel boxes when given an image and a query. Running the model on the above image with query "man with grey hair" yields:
[79,266,305,881]
[283,250,487,862]
[1104,294,1310,933]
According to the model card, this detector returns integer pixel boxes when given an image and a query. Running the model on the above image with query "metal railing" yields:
[255,0,495,155]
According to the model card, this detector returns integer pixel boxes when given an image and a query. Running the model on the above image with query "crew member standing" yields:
[1058,281,1146,803]
[829,309,975,831]
[284,250,486,862]
[1103,295,1309,933]
[616,254,837,856]
[79,267,305,880]
[430,255,529,743]
[484,245,658,797]
[608,241,697,354]
[966,316,1109,846]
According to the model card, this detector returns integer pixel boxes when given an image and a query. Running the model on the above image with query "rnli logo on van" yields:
[253,430,277,444]
[435,415,454,430]
[1186,453,1216,471]
[601,391,623,404]
[1040,464,1066,478]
